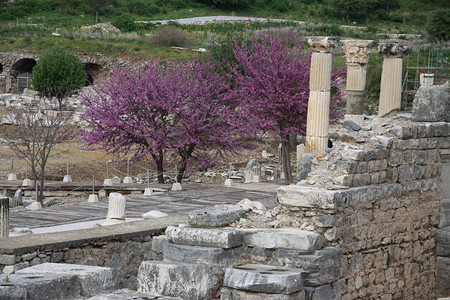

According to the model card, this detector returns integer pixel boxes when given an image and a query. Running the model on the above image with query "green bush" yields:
[426,8,450,41]
[112,14,137,32]
[150,26,193,47]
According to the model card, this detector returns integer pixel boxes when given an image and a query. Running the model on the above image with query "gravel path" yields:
[136,15,306,25]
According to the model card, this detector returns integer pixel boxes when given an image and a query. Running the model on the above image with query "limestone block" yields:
[171,183,182,191]
[88,288,182,300]
[223,264,305,294]
[142,210,168,219]
[152,235,170,254]
[16,263,115,296]
[296,153,316,181]
[277,186,337,209]
[273,247,342,286]
[7,174,17,181]
[0,285,27,300]
[344,114,364,127]
[412,86,450,122]
[437,257,450,298]
[22,178,33,186]
[112,176,122,184]
[123,176,133,184]
[87,194,98,203]
[304,282,341,300]
[224,178,233,186]
[165,226,242,248]
[437,227,450,256]
[0,254,16,265]
[188,207,243,227]
[241,228,324,251]
[221,288,305,300]
[103,179,113,186]
[138,261,220,300]
[144,188,154,196]
[0,273,82,300]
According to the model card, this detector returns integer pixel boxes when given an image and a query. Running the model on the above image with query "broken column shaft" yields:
[305,36,337,153]
[342,39,373,126]
[1,196,9,238]
[378,42,408,118]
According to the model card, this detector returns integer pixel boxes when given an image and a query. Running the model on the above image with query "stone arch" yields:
[0,62,3,74]
[12,58,37,93]
[83,62,102,86]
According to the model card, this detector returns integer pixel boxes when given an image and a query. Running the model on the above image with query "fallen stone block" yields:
[0,285,27,300]
[277,186,337,209]
[16,263,114,296]
[88,288,181,299]
[304,282,341,300]
[273,247,342,286]
[165,226,243,248]
[188,206,243,227]
[437,227,450,256]
[223,264,305,294]
[138,261,220,300]
[437,257,450,298]
[221,287,305,299]
[242,228,324,251]
[0,273,82,300]
[163,243,246,268]
[412,86,450,122]
[152,235,170,254]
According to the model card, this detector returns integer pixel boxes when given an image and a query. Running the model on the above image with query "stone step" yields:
[223,264,306,295]
[163,243,246,270]
[221,287,305,300]
[87,288,181,299]
[15,263,115,297]
[242,228,324,251]
[138,261,220,300]
[165,226,243,249]
[188,206,243,227]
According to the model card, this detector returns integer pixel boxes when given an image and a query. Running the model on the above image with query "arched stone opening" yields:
[0,63,3,74]
[12,58,37,93]
[83,63,102,86]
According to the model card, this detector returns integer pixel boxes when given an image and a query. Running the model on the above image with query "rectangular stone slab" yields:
[16,262,114,296]
[165,226,242,248]
[87,288,181,299]
[221,287,306,300]
[188,207,243,227]
[277,186,337,209]
[241,228,324,251]
[223,264,305,294]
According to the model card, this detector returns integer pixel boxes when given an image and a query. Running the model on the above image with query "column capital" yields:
[378,42,408,58]
[307,36,337,53]
[342,39,373,64]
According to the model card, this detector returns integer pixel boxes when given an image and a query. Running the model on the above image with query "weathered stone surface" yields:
[343,120,361,131]
[142,210,169,219]
[165,226,242,248]
[437,257,450,298]
[188,207,243,227]
[297,153,316,180]
[223,264,305,294]
[152,235,170,254]
[412,86,450,122]
[437,227,450,256]
[16,263,114,296]
[138,261,220,300]
[278,186,337,209]
[163,243,246,267]
[304,282,340,300]
[273,247,342,286]
[242,228,324,251]
[0,273,82,300]
[88,288,181,299]
[0,285,27,300]
[221,287,305,300]
[0,254,16,265]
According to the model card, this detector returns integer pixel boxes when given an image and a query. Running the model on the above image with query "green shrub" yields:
[150,26,193,47]
[112,15,137,32]
[426,8,450,41]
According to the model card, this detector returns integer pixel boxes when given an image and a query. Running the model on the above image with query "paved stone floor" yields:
[8,182,281,229]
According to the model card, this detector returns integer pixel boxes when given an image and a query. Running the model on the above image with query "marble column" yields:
[1,196,9,238]
[104,192,126,226]
[342,40,373,126]
[378,43,408,118]
[305,37,337,153]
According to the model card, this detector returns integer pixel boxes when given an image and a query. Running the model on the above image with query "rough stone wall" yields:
[277,118,449,299]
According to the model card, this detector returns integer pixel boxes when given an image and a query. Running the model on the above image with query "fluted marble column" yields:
[1,197,9,238]
[378,43,408,118]
[342,40,373,126]
[104,192,126,225]
[305,37,337,153]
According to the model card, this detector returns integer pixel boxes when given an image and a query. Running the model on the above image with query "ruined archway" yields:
[12,58,37,93]
[83,63,102,86]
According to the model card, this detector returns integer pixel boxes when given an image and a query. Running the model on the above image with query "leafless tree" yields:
[4,106,77,204]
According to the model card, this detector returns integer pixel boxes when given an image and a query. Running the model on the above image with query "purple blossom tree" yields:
[230,31,345,184]
[81,60,250,183]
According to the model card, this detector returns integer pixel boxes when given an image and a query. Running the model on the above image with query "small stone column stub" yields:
[342,39,373,126]
[378,42,408,118]
[305,36,337,154]
[1,196,9,238]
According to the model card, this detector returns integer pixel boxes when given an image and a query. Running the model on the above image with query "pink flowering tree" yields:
[81,60,250,183]
[230,32,345,184]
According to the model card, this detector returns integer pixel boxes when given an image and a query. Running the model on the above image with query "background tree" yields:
[88,0,112,25]
[81,60,250,183]
[426,8,450,42]
[31,46,87,111]
[230,32,344,184]
[4,107,76,204]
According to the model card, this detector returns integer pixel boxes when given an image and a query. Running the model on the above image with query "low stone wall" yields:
[0,215,187,290]
[277,120,449,299]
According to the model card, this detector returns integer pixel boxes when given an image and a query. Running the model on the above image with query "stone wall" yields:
[0,215,186,290]
[278,118,449,299]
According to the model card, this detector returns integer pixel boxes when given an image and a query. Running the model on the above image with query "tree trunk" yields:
[38,165,45,204]
[95,9,99,25]
[282,138,292,185]
[156,161,164,184]
[176,162,186,184]
[57,98,62,111]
